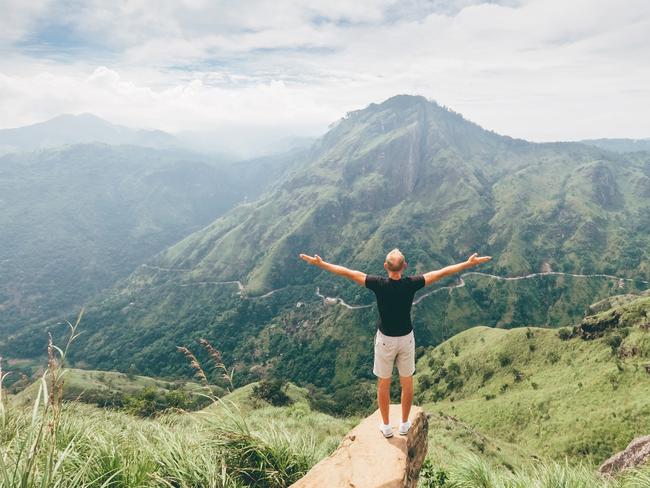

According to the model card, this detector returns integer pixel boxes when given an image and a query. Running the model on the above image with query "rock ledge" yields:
[291,404,428,488]
[599,435,650,475]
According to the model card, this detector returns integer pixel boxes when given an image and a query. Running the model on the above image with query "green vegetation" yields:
[11,368,214,415]
[0,143,304,333]
[0,325,355,488]
[416,294,650,465]
[415,294,650,486]
[4,294,650,486]
[4,95,649,414]
[418,454,650,488]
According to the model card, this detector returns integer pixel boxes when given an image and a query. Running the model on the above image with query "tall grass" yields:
[418,455,650,488]
[0,318,320,487]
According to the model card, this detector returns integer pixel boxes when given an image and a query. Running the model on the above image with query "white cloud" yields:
[0,0,649,141]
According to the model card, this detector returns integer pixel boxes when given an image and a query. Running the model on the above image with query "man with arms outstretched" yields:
[299,249,491,438]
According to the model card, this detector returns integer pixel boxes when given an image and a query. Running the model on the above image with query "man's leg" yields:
[399,375,413,423]
[373,330,396,426]
[377,377,391,425]
[396,331,416,423]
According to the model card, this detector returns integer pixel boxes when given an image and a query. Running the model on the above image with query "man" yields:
[299,249,491,438]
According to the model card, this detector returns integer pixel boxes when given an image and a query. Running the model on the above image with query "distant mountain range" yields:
[0,114,179,154]
[0,113,317,159]
[3,95,647,403]
[580,138,650,153]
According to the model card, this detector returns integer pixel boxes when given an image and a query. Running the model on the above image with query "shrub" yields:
[252,378,293,406]
[419,458,448,487]
[481,368,494,384]
[525,328,534,339]
[447,361,461,376]
[547,351,560,364]
[558,328,573,341]
[498,352,512,367]
[418,374,433,392]
[605,334,623,354]
[428,356,438,369]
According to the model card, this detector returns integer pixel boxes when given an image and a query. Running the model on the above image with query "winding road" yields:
[139,263,648,310]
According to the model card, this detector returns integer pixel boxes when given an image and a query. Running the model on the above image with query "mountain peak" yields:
[0,113,177,154]
[49,112,112,125]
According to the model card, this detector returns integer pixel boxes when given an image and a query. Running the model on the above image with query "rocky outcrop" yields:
[577,293,650,339]
[291,404,428,488]
[578,308,622,339]
[599,435,650,475]
[586,294,642,315]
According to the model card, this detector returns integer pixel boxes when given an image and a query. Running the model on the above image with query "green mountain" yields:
[0,143,304,332]
[4,95,649,408]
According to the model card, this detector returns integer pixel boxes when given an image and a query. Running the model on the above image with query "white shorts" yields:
[373,329,415,378]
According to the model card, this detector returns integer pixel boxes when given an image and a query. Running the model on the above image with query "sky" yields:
[1,0,649,142]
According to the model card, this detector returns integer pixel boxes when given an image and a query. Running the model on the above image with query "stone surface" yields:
[599,435,650,475]
[291,404,428,488]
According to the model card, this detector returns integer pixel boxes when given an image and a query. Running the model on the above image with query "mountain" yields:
[0,143,307,332]
[3,95,649,408]
[581,138,650,154]
[0,113,179,154]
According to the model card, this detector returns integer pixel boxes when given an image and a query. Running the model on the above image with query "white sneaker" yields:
[398,420,411,435]
[379,423,393,438]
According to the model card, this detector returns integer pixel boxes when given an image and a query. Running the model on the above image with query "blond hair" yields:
[385,248,406,272]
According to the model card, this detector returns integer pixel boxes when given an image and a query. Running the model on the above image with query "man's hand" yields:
[424,252,492,286]
[300,253,324,268]
[466,253,492,267]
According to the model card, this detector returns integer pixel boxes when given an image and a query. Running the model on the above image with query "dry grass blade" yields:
[176,346,210,390]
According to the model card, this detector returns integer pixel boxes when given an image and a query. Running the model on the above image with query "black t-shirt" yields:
[365,274,426,336]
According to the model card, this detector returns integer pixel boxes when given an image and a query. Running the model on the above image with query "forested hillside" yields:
[0,143,305,331]
[4,95,649,412]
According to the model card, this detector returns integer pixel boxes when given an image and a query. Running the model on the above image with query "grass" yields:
[418,454,650,488]
[0,319,354,488]
[417,324,650,462]
[10,368,212,408]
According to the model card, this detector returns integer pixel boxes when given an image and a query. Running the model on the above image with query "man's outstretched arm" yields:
[299,254,367,286]
[423,253,492,286]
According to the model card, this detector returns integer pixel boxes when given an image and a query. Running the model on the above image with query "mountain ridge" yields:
[3,95,649,408]
[0,113,179,154]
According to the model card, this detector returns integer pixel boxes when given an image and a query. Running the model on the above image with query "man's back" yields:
[365,275,425,336]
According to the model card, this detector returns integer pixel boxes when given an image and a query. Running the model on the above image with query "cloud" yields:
[0,0,649,141]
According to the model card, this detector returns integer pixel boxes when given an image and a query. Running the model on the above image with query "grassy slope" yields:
[10,368,211,407]
[416,295,650,466]
[2,377,355,487]
[202,382,359,458]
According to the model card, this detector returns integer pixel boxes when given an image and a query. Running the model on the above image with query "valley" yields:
[1,94,649,487]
